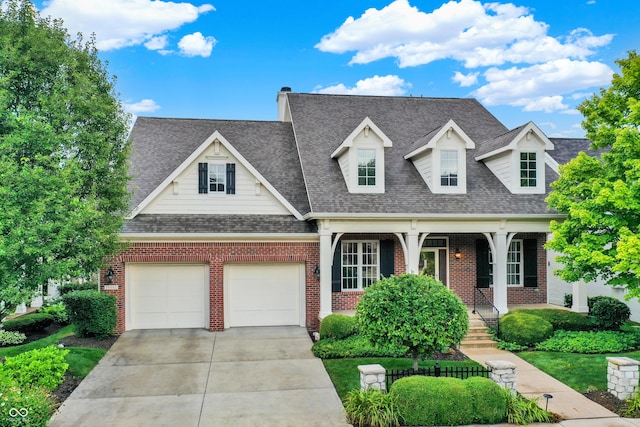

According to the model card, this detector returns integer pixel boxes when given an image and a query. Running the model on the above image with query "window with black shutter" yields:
[198,163,208,194]
[476,239,490,288]
[523,239,538,287]
[226,163,236,194]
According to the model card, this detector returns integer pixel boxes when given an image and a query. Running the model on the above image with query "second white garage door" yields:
[226,263,303,327]
[128,264,209,330]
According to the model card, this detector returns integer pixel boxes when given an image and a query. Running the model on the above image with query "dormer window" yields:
[520,152,537,187]
[209,164,227,192]
[440,150,459,187]
[331,117,392,194]
[357,149,376,186]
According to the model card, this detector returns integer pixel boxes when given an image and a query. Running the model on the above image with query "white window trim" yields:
[350,146,385,193]
[512,149,544,194]
[488,239,524,288]
[341,240,380,291]
[433,146,466,194]
[208,163,226,195]
[356,149,377,188]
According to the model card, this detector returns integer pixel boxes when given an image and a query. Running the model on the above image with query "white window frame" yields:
[208,163,226,194]
[341,240,380,291]
[357,149,377,187]
[440,149,459,187]
[488,239,523,287]
[519,152,537,188]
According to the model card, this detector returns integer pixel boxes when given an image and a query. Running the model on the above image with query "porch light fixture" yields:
[105,266,115,284]
[313,264,320,280]
[454,248,462,260]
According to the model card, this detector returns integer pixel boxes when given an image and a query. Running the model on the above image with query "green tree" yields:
[547,51,640,296]
[356,274,469,370]
[0,0,130,316]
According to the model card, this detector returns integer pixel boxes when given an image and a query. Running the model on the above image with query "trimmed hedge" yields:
[1,312,55,333]
[319,314,358,340]
[57,282,98,296]
[590,297,630,330]
[62,290,116,339]
[312,335,407,359]
[511,308,593,331]
[500,311,553,346]
[391,376,503,426]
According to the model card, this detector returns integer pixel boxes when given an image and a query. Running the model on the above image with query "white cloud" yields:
[40,0,214,51]
[178,32,217,57]
[473,59,613,112]
[316,0,612,68]
[124,99,160,114]
[314,75,410,96]
[144,35,168,51]
[452,71,478,87]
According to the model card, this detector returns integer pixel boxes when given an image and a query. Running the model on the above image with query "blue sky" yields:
[33,0,638,137]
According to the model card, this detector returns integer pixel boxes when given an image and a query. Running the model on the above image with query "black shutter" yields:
[226,163,236,195]
[523,239,538,287]
[332,242,342,293]
[380,240,395,279]
[476,239,490,288]
[198,163,208,194]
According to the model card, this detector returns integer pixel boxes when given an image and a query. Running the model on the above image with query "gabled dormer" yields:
[404,120,475,194]
[331,117,392,194]
[475,122,553,194]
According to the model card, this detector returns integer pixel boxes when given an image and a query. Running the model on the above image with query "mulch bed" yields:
[584,390,627,415]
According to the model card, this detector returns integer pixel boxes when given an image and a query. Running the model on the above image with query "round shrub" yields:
[62,290,116,339]
[514,308,593,331]
[390,376,473,426]
[590,297,630,330]
[319,314,358,339]
[464,376,507,424]
[1,312,55,333]
[40,301,69,324]
[500,311,553,346]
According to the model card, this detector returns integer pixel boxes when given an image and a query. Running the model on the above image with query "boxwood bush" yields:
[499,311,553,346]
[536,330,640,353]
[312,335,407,359]
[319,313,358,339]
[390,376,506,426]
[512,308,593,331]
[590,297,630,330]
[62,290,116,339]
[1,312,55,333]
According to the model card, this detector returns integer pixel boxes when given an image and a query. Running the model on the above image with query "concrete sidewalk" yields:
[461,346,640,427]
[48,327,349,427]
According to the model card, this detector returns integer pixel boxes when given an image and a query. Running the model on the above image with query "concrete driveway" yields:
[48,327,349,427]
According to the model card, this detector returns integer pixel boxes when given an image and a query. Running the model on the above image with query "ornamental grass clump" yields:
[344,389,399,427]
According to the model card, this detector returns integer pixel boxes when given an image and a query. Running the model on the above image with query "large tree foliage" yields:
[0,0,130,315]
[547,51,640,297]
[356,274,469,370]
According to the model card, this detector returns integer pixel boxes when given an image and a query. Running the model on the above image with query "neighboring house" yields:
[546,139,640,322]
[103,88,565,333]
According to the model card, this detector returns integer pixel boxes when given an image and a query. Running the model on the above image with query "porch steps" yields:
[460,315,498,349]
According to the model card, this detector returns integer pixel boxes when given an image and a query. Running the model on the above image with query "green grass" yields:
[0,324,107,380]
[322,357,483,400]
[518,350,640,393]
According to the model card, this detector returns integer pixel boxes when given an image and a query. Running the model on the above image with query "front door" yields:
[419,248,448,286]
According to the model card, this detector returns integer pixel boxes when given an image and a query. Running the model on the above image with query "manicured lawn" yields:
[518,350,640,393]
[0,324,107,380]
[322,357,483,400]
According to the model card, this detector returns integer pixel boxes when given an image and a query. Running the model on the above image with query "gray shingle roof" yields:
[287,93,555,215]
[123,214,317,234]
[474,123,527,159]
[128,117,310,215]
[549,138,603,164]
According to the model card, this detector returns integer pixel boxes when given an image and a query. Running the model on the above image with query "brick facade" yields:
[101,241,320,333]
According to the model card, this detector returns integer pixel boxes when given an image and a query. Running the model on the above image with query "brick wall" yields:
[101,241,320,333]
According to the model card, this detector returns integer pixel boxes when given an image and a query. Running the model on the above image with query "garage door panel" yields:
[129,264,208,330]
[227,263,302,327]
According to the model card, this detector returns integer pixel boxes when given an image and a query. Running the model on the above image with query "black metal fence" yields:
[386,362,491,389]
[473,287,500,338]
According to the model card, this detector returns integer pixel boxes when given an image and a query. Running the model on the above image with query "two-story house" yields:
[103,88,565,333]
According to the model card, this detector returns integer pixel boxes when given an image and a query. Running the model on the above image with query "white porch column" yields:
[493,231,509,314]
[319,230,333,320]
[406,231,420,274]
[572,281,589,313]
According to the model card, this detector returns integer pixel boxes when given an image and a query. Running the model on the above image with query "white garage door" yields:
[227,263,303,327]
[128,264,209,330]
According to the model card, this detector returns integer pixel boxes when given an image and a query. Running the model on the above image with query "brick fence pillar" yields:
[486,360,516,395]
[358,364,386,391]
[607,357,640,400]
